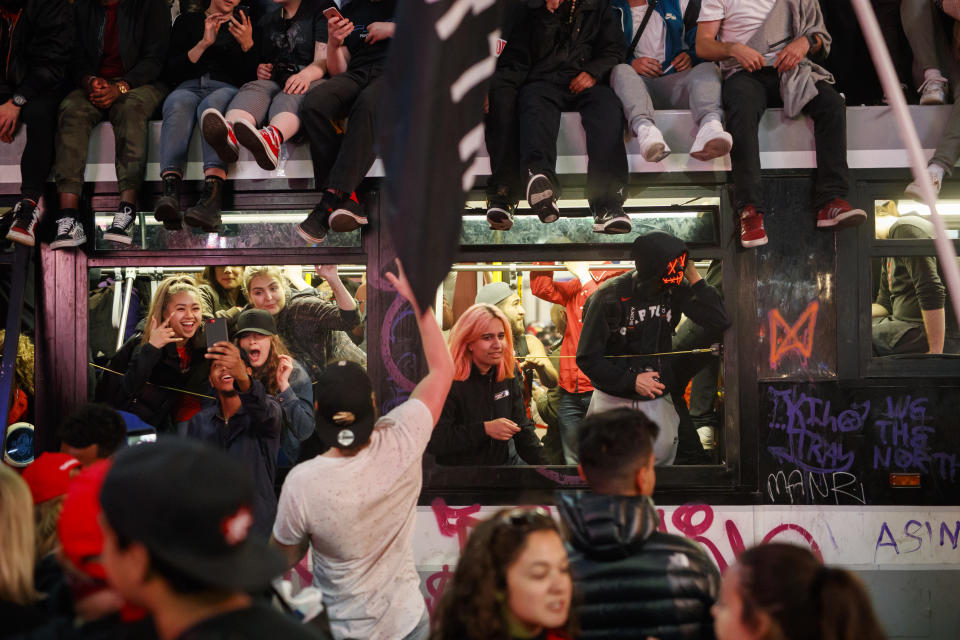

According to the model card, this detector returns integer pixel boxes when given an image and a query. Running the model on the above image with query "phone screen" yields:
[127,432,157,446]
[205,317,229,350]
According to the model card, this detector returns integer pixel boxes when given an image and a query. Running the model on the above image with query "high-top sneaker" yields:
[297,191,338,244]
[738,205,768,248]
[6,197,43,247]
[526,173,560,223]
[103,202,138,245]
[154,174,183,230]
[486,185,517,231]
[200,109,240,164]
[184,177,224,233]
[234,121,281,171]
[50,213,87,250]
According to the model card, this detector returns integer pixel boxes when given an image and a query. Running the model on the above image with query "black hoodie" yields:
[557,492,719,640]
[576,233,730,400]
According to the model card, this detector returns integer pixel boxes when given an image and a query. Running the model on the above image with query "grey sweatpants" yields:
[586,389,679,465]
[610,61,723,134]
[226,79,325,125]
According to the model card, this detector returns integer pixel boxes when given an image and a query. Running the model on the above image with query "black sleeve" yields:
[490,4,533,90]
[69,3,99,86]
[576,293,637,397]
[118,343,164,404]
[582,4,625,80]
[240,379,283,438]
[164,13,200,87]
[122,0,171,88]
[509,376,546,464]
[427,388,489,457]
[18,0,73,98]
[676,279,732,333]
[314,2,331,43]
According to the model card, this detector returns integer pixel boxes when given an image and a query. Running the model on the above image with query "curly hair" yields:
[431,508,576,640]
[0,330,34,395]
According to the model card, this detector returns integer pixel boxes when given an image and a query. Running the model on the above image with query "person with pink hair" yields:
[427,304,547,466]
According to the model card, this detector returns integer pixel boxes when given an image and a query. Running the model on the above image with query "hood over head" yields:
[557,492,658,560]
[630,232,688,287]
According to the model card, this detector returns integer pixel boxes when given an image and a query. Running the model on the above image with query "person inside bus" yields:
[0,0,72,248]
[296,0,396,244]
[153,0,257,233]
[200,0,329,173]
[428,303,547,466]
[696,0,866,249]
[241,265,363,383]
[234,308,315,469]
[52,0,171,249]
[872,205,960,355]
[100,275,211,433]
[486,0,631,235]
[198,265,248,316]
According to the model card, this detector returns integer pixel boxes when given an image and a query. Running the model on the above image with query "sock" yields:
[266,125,284,144]
[633,118,655,137]
[118,201,136,214]
[924,68,946,82]
[929,163,945,181]
[59,207,79,222]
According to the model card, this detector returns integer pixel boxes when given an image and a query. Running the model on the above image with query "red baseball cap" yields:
[21,453,81,504]
[58,460,112,581]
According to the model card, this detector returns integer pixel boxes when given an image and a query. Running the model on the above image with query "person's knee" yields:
[690,61,721,83]
[302,86,339,118]
[610,63,635,92]
[812,83,845,113]
[163,91,199,119]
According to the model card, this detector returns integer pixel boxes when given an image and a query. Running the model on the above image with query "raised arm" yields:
[326,15,353,76]
[315,264,357,312]
[385,261,455,424]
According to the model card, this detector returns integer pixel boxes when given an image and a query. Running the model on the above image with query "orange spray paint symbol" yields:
[768,301,819,369]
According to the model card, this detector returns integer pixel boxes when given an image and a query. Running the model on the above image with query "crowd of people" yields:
[2,0,960,248]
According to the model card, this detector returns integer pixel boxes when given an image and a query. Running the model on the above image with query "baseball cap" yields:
[58,460,112,580]
[99,439,284,591]
[475,281,515,307]
[236,309,278,337]
[22,452,81,504]
[313,361,376,450]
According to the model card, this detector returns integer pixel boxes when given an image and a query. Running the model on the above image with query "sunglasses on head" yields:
[497,506,553,528]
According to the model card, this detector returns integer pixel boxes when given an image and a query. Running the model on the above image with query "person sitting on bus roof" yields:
[485,0,632,235]
[52,0,171,249]
[577,232,730,465]
[695,0,866,249]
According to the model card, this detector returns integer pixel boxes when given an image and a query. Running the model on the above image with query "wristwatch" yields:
[806,34,818,51]
[12,94,26,107]
[117,81,129,94]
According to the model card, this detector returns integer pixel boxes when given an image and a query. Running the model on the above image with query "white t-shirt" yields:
[698,0,777,46]
[630,4,666,61]
[273,398,434,640]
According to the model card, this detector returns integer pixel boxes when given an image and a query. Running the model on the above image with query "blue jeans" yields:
[159,76,238,175]
[558,389,592,464]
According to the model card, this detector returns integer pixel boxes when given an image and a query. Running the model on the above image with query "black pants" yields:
[723,68,848,211]
[485,85,523,204]
[2,90,64,200]
[300,67,383,194]
[516,81,627,209]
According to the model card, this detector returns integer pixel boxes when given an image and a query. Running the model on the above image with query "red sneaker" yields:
[739,205,768,248]
[816,198,866,229]
[200,108,240,164]
[234,121,281,171]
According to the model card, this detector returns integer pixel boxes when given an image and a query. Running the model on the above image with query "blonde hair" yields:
[242,266,285,297]
[448,304,516,382]
[34,496,65,561]
[0,464,39,605]
[0,330,34,395]
[141,275,205,345]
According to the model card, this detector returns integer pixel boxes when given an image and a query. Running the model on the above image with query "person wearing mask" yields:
[696,0,866,248]
[577,232,730,465]
[197,265,248,315]
[99,440,323,640]
[0,0,72,247]
[234,308,314,468]
[271,262,454,640]
[428,303,547,466]
[154,0,257,232]
[52,0,171,248]
[296,0,396,243]
[56,403,127,467]
[431,507,574,640]
[558,408,719,638]
[187,339,282,539]
[712,543,887,640]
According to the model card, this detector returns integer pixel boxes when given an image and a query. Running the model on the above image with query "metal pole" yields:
[116,267,137,353]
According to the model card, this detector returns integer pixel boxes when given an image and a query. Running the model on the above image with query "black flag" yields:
[380,0,507,311]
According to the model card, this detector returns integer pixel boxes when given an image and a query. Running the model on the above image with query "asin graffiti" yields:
[768,300,818,370]
[874,517,960,562]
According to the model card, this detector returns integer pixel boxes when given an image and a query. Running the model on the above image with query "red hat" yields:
[22,453,81,504]
[58,460,112,581]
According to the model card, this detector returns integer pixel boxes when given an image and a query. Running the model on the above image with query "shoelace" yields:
[56,217,76,235]
[112,209,135,229]
[918,77,948,94]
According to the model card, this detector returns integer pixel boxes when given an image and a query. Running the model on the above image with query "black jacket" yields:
[577,234,729,400]
[69,0,170,88]
[428,364,546,466]
[187,380,281,539]
[558,492,719,640]
[0,0,72,98]
[164,11,258,88]
[498,0,624,86]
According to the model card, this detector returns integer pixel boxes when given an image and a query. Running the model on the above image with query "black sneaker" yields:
[103,204,137,244]
[154,174,183,231]
[297,192,336,244]
[328,196,368,233]
[526,173,559,223]
[184,177,223,233]
[50,215,87,250]
[6,198,42,247]
[593,206,632,234]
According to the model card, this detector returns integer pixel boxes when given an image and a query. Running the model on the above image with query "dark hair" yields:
[736,544,887,640]
[58,403,126,458]
[240,334,291,396]
[431,508,575,640]
[577,408,658,492]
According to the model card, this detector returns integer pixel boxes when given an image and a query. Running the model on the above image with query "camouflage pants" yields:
[54,84,168,196]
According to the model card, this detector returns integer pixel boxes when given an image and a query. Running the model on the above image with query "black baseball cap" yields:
[235,309,278,337]
[314,361,376,450]
[99,439,284,591]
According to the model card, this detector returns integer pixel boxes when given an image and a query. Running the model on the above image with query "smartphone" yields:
[127,432,157,446]
[323,6,344,21]
[234,3,251,18]
[205,317,229,350]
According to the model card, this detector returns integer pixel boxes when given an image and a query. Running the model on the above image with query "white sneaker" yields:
[635,124,671,162]
[904,167,943,201]
[690,119,733,161]
[919,76,948,105]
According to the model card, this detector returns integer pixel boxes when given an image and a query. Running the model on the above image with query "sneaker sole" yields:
[920,95,946,106]
[296,223,327,245]
[741,235,768,248]
[5,230,35,247]
[690,135,733,161]
[643,143,671,163]
[154,201,183,231]
[201,111,239,164]
[328,210,368,233]
[50,237,86,250]
[234,121,278,171]
[817,209,867,229]
[183,211,221,233]
[487,208,514,231]
[103,232,133,245]
[593,220,632,234]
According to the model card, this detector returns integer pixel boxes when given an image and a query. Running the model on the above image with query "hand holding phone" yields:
[323,6,343,21]
[205,317,229,350]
